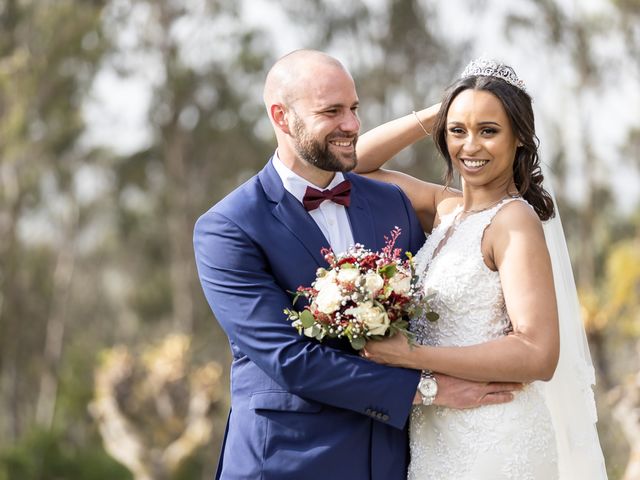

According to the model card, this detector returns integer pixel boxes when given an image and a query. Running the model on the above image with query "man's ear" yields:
[271,104,291,134]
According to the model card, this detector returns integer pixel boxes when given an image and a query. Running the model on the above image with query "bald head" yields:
[261,49,360,184]
[263,49,351,109]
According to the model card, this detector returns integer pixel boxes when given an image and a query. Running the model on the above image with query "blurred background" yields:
[1,0,639,479]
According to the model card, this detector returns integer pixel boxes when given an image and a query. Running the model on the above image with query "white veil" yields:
[541,174,608,479]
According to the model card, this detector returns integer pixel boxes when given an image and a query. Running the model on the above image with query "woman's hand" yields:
[360,333,419,369]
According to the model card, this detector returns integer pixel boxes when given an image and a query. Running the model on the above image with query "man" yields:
[194,49,515,480]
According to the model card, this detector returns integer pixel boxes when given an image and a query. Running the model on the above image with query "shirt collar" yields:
[272,150,346,204]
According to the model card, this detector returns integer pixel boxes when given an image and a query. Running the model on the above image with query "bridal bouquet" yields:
[284,227,438,350]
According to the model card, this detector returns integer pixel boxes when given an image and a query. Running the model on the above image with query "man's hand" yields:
[413,373,523,408]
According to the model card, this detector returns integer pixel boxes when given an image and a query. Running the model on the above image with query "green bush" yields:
[0,428,131,480]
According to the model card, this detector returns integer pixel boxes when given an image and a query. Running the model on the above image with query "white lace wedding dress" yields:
[408,198,559,480]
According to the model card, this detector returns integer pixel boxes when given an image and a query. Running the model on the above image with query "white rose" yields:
[389,272,412,295]
[345,301,390,336]
[362,272,384,296]
[314,281,343,314]
[337,267,361,284]
[314,269,337,292]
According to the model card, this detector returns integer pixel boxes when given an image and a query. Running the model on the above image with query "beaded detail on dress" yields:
[408,198,559,480]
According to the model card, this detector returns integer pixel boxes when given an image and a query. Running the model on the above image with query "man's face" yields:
[287,67,360,172]
[289,109,358,172]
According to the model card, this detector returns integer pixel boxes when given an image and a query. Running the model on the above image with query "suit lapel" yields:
[345,173,378,250]
[259,159,329,267]
[273,197,330,267]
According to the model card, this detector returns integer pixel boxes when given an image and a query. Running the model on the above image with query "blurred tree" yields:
[89,334,223,480]
[594,237,640,480]
[0,0,109,439]
[95,0,276,473]
[100,0,274,335]
[611,370,640,480]
[612,0,640,60]
[612,0,640,175]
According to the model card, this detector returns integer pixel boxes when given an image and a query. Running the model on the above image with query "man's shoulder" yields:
[197,173,267,226]
[214,173,266,211]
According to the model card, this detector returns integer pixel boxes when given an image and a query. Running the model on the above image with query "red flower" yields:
[359,254,379,270]
[337,256,358,266]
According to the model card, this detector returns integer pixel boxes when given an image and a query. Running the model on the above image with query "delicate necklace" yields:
[462,194,519,214]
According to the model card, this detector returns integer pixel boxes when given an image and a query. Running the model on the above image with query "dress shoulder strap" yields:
[485,196,529,221]
[458,197,529,250]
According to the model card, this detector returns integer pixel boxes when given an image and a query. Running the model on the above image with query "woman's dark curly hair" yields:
[432,73,555,221]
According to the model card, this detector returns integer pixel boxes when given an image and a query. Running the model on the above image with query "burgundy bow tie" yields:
[302,180,352,211]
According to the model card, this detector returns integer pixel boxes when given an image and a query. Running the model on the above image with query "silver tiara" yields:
[460,58,527,92]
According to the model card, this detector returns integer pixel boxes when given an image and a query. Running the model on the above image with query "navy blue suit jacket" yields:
[194,159,426,480]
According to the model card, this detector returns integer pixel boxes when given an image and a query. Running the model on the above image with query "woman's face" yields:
[445,88,520,189]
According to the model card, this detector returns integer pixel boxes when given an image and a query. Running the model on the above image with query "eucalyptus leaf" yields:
[426,311,439,322]
[379,263,397,278]
[393,319,409,331]
[351,336,367,350]
[300,309,315,328]
[291,292,302,305]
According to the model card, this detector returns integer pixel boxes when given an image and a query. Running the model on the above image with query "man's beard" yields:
[290,115,357,172]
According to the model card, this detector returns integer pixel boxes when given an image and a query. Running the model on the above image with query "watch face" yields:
[419,377,438,397]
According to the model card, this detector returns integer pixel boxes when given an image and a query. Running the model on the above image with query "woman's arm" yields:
[355,104,441,172]
[362,202,560,383]
[355,104,458,232]
[363,170,456,233]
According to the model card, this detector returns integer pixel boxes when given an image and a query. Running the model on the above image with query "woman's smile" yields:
[459,157,489,170]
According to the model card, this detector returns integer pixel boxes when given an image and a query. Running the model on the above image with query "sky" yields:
[80,0,640,212]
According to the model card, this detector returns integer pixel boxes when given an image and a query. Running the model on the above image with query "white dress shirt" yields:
[272,152,355,254]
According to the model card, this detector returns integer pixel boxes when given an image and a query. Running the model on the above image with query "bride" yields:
[355,59,607,479]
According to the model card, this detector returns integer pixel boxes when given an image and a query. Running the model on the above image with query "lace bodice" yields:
[411,201,513,348]
[408,198,559,480]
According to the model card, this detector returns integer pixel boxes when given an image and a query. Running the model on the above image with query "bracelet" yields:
[412,110,431,137]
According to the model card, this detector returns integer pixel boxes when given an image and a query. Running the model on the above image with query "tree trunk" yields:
[156,0,196,335]
[89,349,155,480]
[90,339,222,480]
[165,129,195,334]
[0,161,23,442]
[35,202,78,429]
